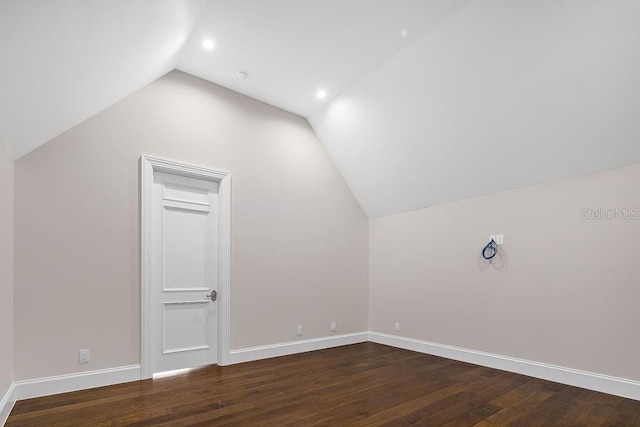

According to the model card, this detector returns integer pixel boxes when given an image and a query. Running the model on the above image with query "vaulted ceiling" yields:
[0,0,208,159]
[1,0,639,217]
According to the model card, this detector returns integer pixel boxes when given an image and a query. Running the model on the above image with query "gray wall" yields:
[9,66,640,389]
[13,71,369,380]
[370,164,640,381]
[0,138,13,398]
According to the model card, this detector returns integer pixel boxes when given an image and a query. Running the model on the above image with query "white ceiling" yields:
[177,0,472,117]
[0,0,470,159]
[310,0,640,217]
[1,1,639,218]
[0,0,208,159]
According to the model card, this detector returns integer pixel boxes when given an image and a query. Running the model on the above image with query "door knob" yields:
[206,290,217,301]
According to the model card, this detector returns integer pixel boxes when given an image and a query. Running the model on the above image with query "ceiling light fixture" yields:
[202,39,215,50]
[401,30,409,38]
[316,89,327,99]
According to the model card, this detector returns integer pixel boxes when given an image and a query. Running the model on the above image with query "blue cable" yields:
[482,239,497,260]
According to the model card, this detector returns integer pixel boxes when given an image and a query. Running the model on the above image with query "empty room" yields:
[1,0,639,425]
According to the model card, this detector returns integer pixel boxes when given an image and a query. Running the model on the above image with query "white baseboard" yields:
[0,383,16,426]
[13,365,141,401]
[4,332,639,416]
[7,333,368,408]
[229,332,369,365]
[369,332,640,401]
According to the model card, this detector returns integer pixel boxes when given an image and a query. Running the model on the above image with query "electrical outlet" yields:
[79,349,90,364]
[489,234,504,245]
[296,325,303,336]
[394,322,400,332]
[330,321,337,332]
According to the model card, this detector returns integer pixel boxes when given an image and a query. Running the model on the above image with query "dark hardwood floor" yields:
[7,343,640,426]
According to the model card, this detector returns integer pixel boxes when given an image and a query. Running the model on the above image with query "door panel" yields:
[163,206,209,290]
[163,182,212,206]
[162,301,211,353]
[153,172,219,373]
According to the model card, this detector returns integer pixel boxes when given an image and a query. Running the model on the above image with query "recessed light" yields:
[316,89,327,99]
[202,39,214,50]
[401,30,408,38]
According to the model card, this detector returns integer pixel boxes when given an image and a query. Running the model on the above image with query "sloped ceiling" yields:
[0,0,470,160]
[1,1,639,218]
[0,0,208,159]
[176,0,472,117]
[309,0,640,217]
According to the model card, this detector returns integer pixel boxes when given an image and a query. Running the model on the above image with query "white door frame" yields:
[140,155,231,378]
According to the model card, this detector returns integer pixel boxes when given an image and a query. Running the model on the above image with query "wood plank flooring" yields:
[7,343,640,426]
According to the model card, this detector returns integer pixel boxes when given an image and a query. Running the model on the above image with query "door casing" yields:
[141,155,231,378]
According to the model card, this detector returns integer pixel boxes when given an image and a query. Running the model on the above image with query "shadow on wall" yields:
[479,246,509,272]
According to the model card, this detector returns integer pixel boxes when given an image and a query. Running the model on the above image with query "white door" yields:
[152,171,219,373]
